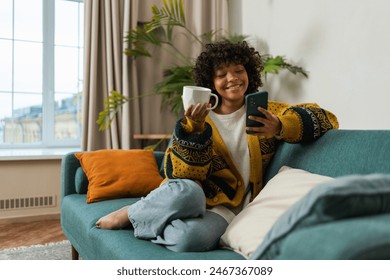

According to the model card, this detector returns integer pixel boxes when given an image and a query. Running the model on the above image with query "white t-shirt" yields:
[208,105,251,223]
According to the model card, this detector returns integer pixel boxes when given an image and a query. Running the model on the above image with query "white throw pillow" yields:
[220,166,333,258]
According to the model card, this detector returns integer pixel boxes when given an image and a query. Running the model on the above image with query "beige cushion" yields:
[220,166,333,258]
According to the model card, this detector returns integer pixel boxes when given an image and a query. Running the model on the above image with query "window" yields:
[0,0,83,148]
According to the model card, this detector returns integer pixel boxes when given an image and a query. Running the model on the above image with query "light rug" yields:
[0,240,72,260]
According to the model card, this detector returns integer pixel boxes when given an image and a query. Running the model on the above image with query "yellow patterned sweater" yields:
[163,101,339,208]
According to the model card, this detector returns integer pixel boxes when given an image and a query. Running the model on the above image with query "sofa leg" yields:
[71,245,79,260]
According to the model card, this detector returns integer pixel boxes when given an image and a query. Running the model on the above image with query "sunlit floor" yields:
[0,219,66,249]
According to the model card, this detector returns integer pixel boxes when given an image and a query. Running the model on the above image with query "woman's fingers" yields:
[185,103,209,122]
[246,107,281,136]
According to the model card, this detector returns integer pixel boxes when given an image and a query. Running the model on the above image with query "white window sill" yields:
[0,148,80,161]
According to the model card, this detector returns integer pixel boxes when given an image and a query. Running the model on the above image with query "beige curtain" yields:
[82,0,137,150]
[82,0,229,151]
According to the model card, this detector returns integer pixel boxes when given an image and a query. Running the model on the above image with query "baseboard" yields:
[0,213,60,224]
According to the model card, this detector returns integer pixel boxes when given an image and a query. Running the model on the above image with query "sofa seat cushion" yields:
[61,194,139,258]
[251,173,390,259]
[88,226,243,260]
[61,194,244,260]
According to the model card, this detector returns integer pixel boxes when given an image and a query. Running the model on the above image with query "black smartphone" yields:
[245,91,268,134]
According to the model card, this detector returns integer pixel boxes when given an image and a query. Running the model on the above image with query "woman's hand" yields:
[184,103,210,123]
[246,107,282,137]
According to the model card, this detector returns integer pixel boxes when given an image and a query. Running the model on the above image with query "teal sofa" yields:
[61,129,390,260]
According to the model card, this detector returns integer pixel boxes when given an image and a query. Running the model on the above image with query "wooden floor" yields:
[0,218,67,250]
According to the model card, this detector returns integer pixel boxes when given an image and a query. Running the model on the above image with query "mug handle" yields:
[208,93,219,110]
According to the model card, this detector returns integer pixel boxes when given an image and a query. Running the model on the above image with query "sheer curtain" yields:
[82,0,229,151]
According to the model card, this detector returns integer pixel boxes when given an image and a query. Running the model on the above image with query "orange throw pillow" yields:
[75,149,163,203]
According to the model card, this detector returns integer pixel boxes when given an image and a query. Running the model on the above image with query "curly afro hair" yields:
[193,40,263,96]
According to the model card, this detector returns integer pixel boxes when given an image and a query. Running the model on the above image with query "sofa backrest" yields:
[264,129,390,183]
[63,129,390,197]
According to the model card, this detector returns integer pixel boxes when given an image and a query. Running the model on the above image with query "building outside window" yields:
[0,0,83,149]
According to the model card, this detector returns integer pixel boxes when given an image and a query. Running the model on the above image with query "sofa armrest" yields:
[154,151,165,176]
[270,214,390,260]
[61,152,82,198]
[251,174,390,260]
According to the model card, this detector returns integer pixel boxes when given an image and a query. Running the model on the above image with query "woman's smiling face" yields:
[213,63,249,105]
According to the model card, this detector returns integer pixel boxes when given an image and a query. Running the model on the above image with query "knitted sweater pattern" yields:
[163,101,339,208]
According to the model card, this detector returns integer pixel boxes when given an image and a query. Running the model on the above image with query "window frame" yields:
[0,0,83,150]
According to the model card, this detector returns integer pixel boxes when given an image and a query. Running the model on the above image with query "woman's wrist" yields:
[182,116,206,134]
[274,118,283,139]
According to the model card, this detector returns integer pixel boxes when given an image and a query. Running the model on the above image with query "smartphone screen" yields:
[245,91,268,134]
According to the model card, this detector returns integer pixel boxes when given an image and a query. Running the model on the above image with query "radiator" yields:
[0,195,57,210]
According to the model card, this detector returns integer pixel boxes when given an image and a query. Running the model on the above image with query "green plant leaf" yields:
[262,55,309,78]
[154,65,194,115]
[220,33,248,43]
[96,90,129,131]
[147,0,186,31]
[125,25,164,58]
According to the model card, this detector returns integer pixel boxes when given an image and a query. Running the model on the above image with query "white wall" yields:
[229,0,390,129]
[0,159,62,221]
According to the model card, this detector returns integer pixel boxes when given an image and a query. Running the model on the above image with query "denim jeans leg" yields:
[128,179,206,239]
[152,211,229,252]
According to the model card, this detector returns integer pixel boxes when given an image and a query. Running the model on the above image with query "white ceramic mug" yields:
[182,86,219,111]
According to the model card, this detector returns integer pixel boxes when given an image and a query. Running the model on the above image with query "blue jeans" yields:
[128,179,228,252]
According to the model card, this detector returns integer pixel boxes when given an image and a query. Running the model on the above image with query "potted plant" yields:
[97,0,308,131]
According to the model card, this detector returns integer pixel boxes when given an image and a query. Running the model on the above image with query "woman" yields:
[96,40,339,252]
